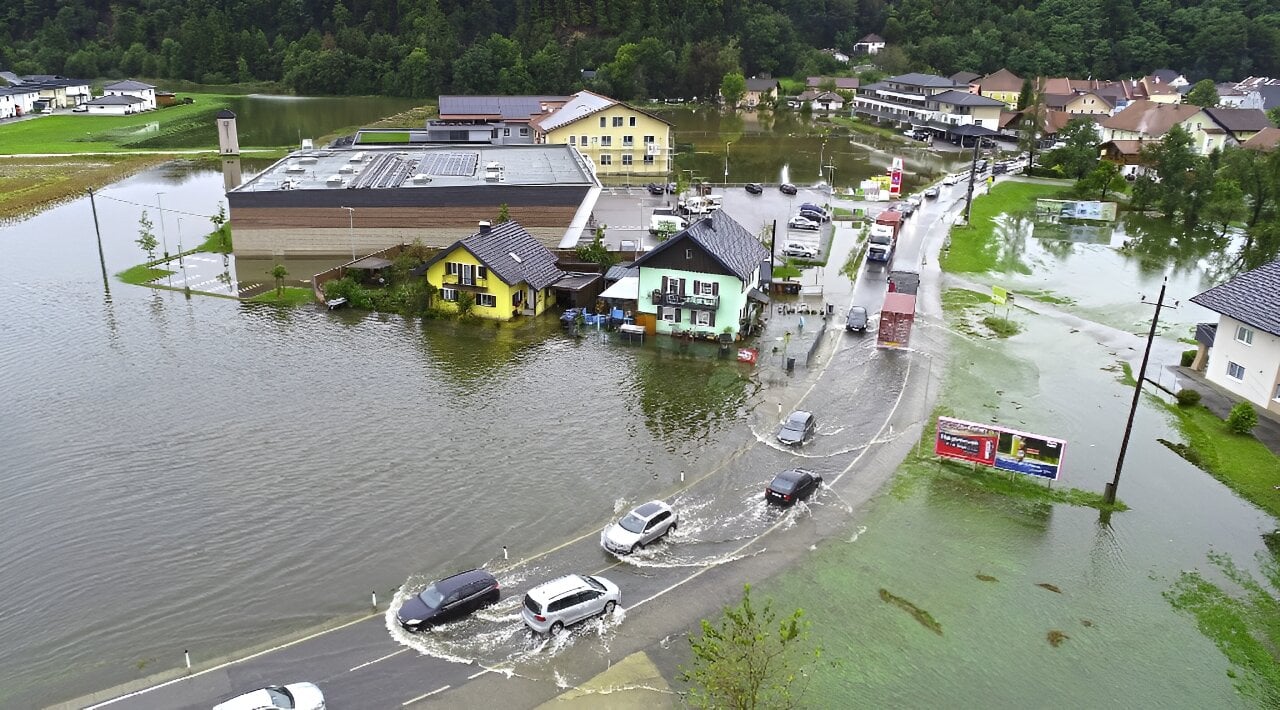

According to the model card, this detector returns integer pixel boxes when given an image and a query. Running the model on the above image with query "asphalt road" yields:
[77,179,966,710]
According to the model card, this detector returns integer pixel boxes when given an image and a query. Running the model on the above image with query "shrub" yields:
[1176,389,1202,407]
[1180,348,1197,367]
[1226,402,1259,435]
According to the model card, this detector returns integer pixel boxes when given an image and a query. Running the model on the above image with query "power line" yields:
[96,193,218,220]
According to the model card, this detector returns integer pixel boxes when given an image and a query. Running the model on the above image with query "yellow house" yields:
[532,90,673,177]
[413,221,565,320]
[975,68,1024,109]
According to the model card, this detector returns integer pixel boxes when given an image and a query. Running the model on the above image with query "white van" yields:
[650,207,688,234]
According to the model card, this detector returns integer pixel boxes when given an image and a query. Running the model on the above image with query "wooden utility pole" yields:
[1106,278,1176,505]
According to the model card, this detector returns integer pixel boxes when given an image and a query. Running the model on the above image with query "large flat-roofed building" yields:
[227,143,601,258]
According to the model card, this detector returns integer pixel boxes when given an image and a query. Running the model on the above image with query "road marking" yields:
[403,685,452,705]
[84,613,380,708]
[467,669,491,680]
[349,648,408,672]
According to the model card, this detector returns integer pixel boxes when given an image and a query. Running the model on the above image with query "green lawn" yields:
[1163,403,1280,519]
[940,181,1067,274]
[0,94,236,154]
[357,131,411,144]
[249,287,316,306]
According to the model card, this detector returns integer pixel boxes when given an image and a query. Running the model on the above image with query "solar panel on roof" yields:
[416,152,478,177]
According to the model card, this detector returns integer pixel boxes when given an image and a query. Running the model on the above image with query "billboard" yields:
[889,157,904,197]
[1035,199,1118,222]
[935,416,1066,480]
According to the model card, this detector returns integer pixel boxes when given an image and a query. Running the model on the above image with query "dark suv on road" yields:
[396,569,500,631]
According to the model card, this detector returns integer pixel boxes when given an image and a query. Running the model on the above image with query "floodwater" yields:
[589,107,964,192]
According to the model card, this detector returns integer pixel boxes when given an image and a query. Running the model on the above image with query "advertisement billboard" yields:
[889,157,904,197]
[934,416,1066,480]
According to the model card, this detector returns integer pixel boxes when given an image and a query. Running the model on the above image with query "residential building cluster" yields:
[0,74,160,118]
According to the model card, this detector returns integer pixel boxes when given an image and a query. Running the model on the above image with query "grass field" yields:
[940,181,1067,274]
[0,154,175,221]
[1162,402,1280,519]
[0,93,236,155]
[356,131,411,144]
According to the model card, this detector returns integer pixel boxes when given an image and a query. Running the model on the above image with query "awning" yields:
[348,257,394,270]
[599,276,639,301]
[747,287,771,304]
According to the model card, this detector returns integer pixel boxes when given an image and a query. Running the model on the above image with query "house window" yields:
[446,262,459,275]
[696,310,711,326]
[612,116,623,127]
[623,136,634,147]
[476,266,487,280]
[519,128,528,136]
[600,136,612,147]
[685,249,693,259]
[629,116,636,126]
[644,135,655,144]
[1236,325,1254,345]
[1227,361,1245,380]
[581,135,588,145]
[661,307,676,322]
[441,288,458,302]
[644,155,655,164]
[504,128,510,136]
[599,117,606,127]
[513,291,523,305]
[622,154,633,166]
[569,136,576,145]
[600,154,612,165]
[476,293,497,308]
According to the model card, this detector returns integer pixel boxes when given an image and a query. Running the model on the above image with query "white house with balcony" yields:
[103,79,157,111]
[1190,259,1280,415]
[0,84,41,118]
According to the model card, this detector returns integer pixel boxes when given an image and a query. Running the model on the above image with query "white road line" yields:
[83,613,379,708]
[349,648,408,672]
[403,685,451,705]
[467,669,491,680]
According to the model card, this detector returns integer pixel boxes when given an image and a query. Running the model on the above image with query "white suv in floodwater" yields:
[521,574,620,635]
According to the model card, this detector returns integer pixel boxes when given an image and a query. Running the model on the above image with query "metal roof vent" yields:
[478,221,492,233]
[484,161,504,182]
[509,252,523,263]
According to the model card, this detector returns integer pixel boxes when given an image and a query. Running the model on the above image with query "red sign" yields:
[737,348,758,364]
[889,157,904,197]
[934,417,998,466]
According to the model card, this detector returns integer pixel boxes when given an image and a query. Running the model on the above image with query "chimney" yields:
[478,221,492,233]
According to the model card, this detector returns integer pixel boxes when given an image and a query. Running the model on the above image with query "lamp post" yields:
[177,217,189,290]
[824,165,836,194]
[155,192,169,258]
[818,136,828,179]
[339,206,356,262]
[724,141,733,185]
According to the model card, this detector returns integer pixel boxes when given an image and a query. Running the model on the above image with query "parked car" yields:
[521,574,620,635]
[924,186,940,198]
[745,182,764,195]
[396,569,501,631]
[601,500,678,555]
[213,683,325,710]
[907,195,923,207]
[782,242,819,259]
[798,208,827,224]
[788,216,820,231]
[845,305,868,333]
[897,201,917,217]
[799,203,830,221]
[665,182,677,193]
[646,183,665,195]
[71,105,88,113]
[780,183,798,195]
[776,410,817,446]
[764,468,824,506]
[942,174,960,186]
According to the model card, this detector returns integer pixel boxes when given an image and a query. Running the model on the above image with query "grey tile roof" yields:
[746,78,778,92]
[1204,107,1273,133]
[604,264,638,281]
[104,79,155,91]
[930,90,1007,107]
[87,95,146,105]
[417,221,565,290]
[886,73,958,88]
[1190,259,1280,336]
[437,95,567,120]
[635,209,769,282]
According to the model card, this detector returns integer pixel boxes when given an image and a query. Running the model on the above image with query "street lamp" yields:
[339,206,356,262]
[824,165,836,194]
[724,140,733,185]
[818,136,828,179]
[155,192,169,258]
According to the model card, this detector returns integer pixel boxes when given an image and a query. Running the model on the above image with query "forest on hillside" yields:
[1,0,1277,98]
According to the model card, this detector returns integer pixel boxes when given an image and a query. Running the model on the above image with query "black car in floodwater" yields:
[397,569,500,631]
[765,468,823,506]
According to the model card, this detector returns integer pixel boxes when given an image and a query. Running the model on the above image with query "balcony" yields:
[443,273,488,289]
[651,290,719,310]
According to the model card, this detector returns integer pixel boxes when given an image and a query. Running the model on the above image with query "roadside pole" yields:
[962,138,981,223]
[88,189,109,293]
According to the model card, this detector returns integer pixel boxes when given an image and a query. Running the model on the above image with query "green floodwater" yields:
[759,287,1276,706]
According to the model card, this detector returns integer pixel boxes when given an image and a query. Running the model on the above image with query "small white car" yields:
[521,574,621,635]
[782,242,818,258]
[788,216,820,231]
[601,500,678,555]
[213,683,325,710]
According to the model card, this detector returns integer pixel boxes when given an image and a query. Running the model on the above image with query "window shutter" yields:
[679,278,686,295]
[675,308,682,323]
[662,275,669,294]
[693,279,701,294]
[709,311,716,327]
[712,282,719,296]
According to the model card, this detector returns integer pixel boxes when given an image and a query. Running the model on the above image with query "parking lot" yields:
[589,183,837,261]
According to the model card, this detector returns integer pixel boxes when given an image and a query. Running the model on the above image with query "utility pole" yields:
[88,189,109,293]
[339,206,356,262]
[1105,278,1177,505]
[962,137,981,223]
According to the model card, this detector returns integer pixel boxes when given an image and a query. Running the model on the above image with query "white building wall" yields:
[87,103,131,116]
[1206,315,1280,414]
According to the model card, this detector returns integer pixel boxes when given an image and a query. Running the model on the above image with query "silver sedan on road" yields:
[600,500,678,555]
